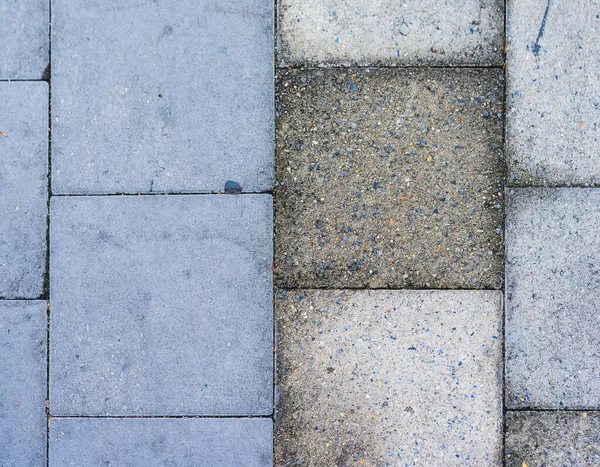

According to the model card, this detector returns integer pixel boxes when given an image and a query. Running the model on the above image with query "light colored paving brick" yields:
[507,0,600,186]
[0,82,48,298]
[506,188,600,409]
[275,290,503,465]
[0,300,47,466]
[278,0,504,66]
[50,195,273,416]
[51,0,274,194]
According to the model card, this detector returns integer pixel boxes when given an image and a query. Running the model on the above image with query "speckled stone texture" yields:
[0,82,48,299]
[0,0,48,79]
[50,195,273,416]
[505,411,600,466]
[276,68,504,289]
[0,301,47,466]
[275,290,503,466]
[49,418,273,466]
[506,189,600,409]
[278,0,504,66]
[506,0,600,186]
[51,0,273,194]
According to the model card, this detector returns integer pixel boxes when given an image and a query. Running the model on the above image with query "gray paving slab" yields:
[278,0,504,66]
[0,300,47,467]
[505,411,600,467]
[506,189,600,409]
[0,82,48,299]
[50,417,272,466]
[275,290,503,465]
[51,0,274,195]
[50,195,273,416]
[275,68,505,289]
[0,0,49,79]
[506,0,600,186]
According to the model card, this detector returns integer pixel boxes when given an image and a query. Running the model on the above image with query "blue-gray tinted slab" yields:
[51,0,274,194]
[506,189,600,409]
[50,418,272,466]
[0,0,49,79]
[50,195,273,415]
[0,300,47,466]
[0,82,48,299]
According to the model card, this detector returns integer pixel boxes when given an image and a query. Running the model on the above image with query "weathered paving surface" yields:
[276,68,505,289]
[275,290,503,466]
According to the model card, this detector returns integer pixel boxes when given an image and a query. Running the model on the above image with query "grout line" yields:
[51,191,273,197]
[49,414,274,420]
[45,0,52,464]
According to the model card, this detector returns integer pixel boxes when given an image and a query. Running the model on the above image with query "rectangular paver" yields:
[50,418,272,466]
[0,0,48,79]
[505,411,600,466]
[275,290,503,465]
[275,68,505,289]
[507,0,600,186]
[0,300,47,466]
[278,0,504,66]
[51,0,274,194]
[0,82,48,299]
[506,189,600,409]
[50,195,273,416]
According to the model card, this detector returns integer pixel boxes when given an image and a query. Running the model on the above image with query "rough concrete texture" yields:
[505,411,600,466]
[506,189,600,409]
[275,68,505,289]
[0,0,48,79]
[51,0,273,194]
[0,301,47,466]
[275,290,503,466]
[0,82,48,298]
[278,0,504,66]
[50,195,273,416]
[50,418,272,466]
[507,0,600,186]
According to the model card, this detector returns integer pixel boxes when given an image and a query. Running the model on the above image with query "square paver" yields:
[50,195,273,416]
[506,189,600,409]
[0,300,47,466]
[51,0,274,194]
[505,411,600,466]
[507,0,600,186]
[50,418,272,466]
[275,290,503,465]
[0,0,49,79]
[278,0,504,66]
[275,68,505,289]
[0,82,48,299]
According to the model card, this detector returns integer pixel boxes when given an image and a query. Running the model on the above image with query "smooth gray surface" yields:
[0,82,48,299]
[50,195,273,416]
[278,0,504,66]
[0,0,48,79]
[0,301,47,467]
[507,0,600,186]
[506,189,600,409]
[276,290,503,465]
[50,418,273,466]
[51,0,274,194]
[505,411,600,466]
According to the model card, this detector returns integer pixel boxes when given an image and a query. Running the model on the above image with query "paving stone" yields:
[278,0,504,66]
[0,300,47,466]
[50,195,273,416]
[0,82,48,299]
[51,0,274,194]
[50,418,272,466]
[0,0,49,79]
[506,0,600,186]
[275,68,504,289]
[505,411,600,466]
[275,289,503,465]
[506,189,600,409]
